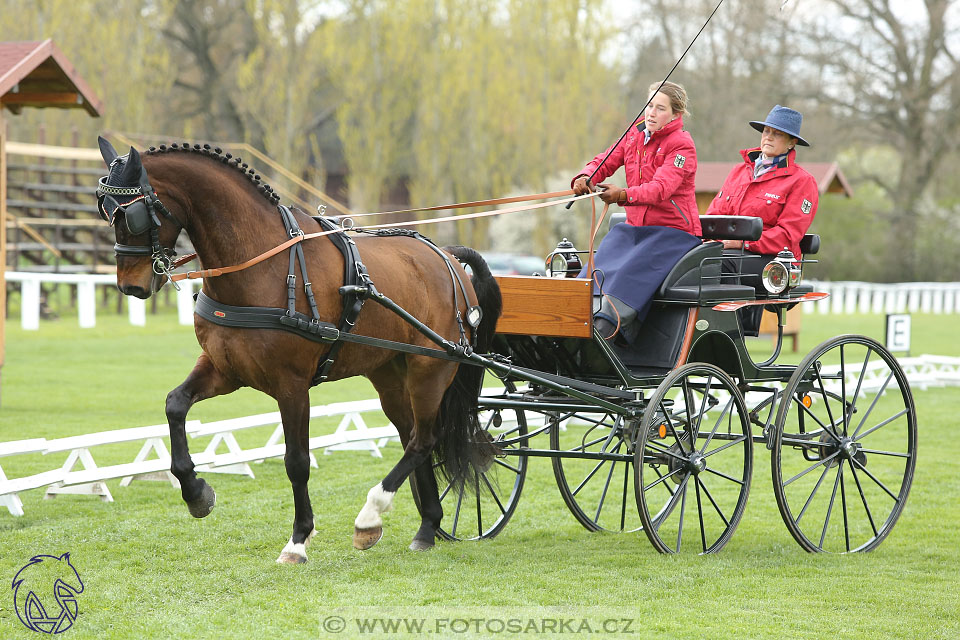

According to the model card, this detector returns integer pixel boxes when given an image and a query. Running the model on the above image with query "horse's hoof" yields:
[409,538,435,552]
[353,526,383,550]
[276,552,307,565]
[186,481,216,518]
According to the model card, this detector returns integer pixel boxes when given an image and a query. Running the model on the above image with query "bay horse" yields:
[95,138,501,563]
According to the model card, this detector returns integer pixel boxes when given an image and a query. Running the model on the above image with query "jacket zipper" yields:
[670,199,689,224]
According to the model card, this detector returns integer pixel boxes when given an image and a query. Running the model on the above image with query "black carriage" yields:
[434,214,916,554]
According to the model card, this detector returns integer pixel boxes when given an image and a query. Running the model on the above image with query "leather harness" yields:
[194,206,477,386]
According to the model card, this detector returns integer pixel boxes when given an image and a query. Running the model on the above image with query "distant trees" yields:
[2,0,959,279]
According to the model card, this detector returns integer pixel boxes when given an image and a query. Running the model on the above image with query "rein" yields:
[170,190,604,283]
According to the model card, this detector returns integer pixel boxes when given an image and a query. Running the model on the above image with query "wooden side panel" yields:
[494,275,593,338]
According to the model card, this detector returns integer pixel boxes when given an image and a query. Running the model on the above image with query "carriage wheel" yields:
[771,335,916,553]
[635,363,752,554]
[428,378,528,541]
[551,405,643,533]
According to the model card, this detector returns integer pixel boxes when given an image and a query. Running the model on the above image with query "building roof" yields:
[697,161,853,197]
[0,39,102,116]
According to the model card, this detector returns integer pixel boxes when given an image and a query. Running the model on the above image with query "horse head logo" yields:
[11,553,84,634]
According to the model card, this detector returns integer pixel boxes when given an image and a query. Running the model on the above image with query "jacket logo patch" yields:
[674,154,686,168]
[801,199,813,214]
[764,193,782,200]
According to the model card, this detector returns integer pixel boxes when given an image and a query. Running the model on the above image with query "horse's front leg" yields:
[276,393,317,564]
[165,353,239,518]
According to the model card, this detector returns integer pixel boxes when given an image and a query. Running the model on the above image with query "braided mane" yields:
[145,142,281,206]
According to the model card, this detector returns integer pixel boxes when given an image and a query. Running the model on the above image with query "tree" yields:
[800,0,960,280]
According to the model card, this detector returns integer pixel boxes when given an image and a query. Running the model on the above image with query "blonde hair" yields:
[647,81,690,118]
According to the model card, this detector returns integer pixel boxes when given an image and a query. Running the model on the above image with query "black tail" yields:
[433,246,503,490]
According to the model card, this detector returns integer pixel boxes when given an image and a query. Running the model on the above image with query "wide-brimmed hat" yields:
[749,104,810,147]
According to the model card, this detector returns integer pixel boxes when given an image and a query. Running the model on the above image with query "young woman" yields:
[570,81,702,342]
[572,81,700,235]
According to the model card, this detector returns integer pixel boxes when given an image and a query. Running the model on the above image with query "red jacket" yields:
[705,147,819,258]
[575,117,700,235]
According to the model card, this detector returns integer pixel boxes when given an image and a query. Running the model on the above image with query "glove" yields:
[597,183,625,205]
[572,175,593,196]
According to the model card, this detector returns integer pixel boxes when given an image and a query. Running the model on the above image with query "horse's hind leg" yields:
[165,353,239,518]
[409,460,442,551]
[276,393,317,564]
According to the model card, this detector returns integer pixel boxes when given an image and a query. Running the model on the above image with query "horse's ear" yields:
[119,146,143,183]
[98,136,119,165]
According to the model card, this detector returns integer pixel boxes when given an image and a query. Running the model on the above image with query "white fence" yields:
[0,399,400,517]
[5,273,960,329]
[6,271,198,329]
[806,280,960,315]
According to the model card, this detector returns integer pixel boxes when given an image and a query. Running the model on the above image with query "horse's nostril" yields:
[120,284,150,299]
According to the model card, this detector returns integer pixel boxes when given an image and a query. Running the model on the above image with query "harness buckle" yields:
[287,274,297,287]
[290,228,304,239]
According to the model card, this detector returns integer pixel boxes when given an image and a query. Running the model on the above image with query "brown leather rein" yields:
[169,189,606,283]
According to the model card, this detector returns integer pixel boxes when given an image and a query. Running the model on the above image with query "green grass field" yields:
[1,310,958,639]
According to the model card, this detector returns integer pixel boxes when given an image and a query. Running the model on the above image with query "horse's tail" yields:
[433,246,503,490]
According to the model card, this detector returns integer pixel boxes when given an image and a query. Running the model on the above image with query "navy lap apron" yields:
[578,223,702,324]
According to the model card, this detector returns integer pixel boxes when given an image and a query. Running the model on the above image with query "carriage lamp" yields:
[547,239,583,278]
[761,249,802,294]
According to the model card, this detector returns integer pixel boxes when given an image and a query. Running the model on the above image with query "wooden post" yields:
[1,111,7,404]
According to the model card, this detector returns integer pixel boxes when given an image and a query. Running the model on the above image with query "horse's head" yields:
[12,553,84,633]
[97,136,183,298]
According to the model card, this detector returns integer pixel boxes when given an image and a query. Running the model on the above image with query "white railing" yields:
[806,280,960,315]
[0,398,400,517]
[5,273,959,331]
[5,271,197,329]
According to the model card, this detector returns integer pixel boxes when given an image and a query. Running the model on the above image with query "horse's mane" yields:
[144,143,281,206]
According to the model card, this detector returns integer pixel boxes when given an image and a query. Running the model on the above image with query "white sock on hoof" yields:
[355,483,395,529]
[277,538,307,562]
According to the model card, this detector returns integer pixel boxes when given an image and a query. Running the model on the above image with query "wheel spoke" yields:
[644,439,689,462]
[480,472,507,516]
[593,441,624,522]
[664,407,690,456]
[858,447,910,458]
[439,480,452,501]
[652,465,677,498]
[699,396,734,454]
[812,363,844,444]
[643,465,684,492]
[697,477,730,527]
[850,456,901,502]
[851,370,895,439]
[571,434,615,453]
[702,466,744,486]
[783,449,842,487]
[854,408,910,442]
[795,461,833,525]
[819,459,844,549]
[476,472,483,538]
[702,435,747,459]
[848,461,879,537]
[695,479,707,553]
[797,399,844,443]
[676,479,688,551]
[654,474,690,533]
[840,463,850,552]
[571,457,616,498]
[839,345,847,434]
[450,484,465,537]
[847,347,873,427]
[494,458,522,474]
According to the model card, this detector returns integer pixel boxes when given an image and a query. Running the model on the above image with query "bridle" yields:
[96,157,183,280]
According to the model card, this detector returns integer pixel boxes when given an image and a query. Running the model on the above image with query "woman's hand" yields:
[597,183,625,205]
[572,175,593,195]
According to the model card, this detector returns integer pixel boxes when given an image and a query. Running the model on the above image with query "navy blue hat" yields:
[749,104,810,147]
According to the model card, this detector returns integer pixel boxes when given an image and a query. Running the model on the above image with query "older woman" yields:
[570,81,702,342]
[705,104,819,334]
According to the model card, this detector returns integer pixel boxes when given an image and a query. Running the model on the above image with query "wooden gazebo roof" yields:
[0,39,102,116]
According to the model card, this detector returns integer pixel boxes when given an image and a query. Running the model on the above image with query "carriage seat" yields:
[656,216,762,302]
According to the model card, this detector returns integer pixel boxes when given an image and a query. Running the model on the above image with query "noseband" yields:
[97,160,181,279]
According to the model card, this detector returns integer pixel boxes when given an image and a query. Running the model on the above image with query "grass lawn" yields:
[1,310,958,639]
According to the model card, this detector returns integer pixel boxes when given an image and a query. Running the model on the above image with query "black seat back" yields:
[799,234,820,255]
[657,242,723,293]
